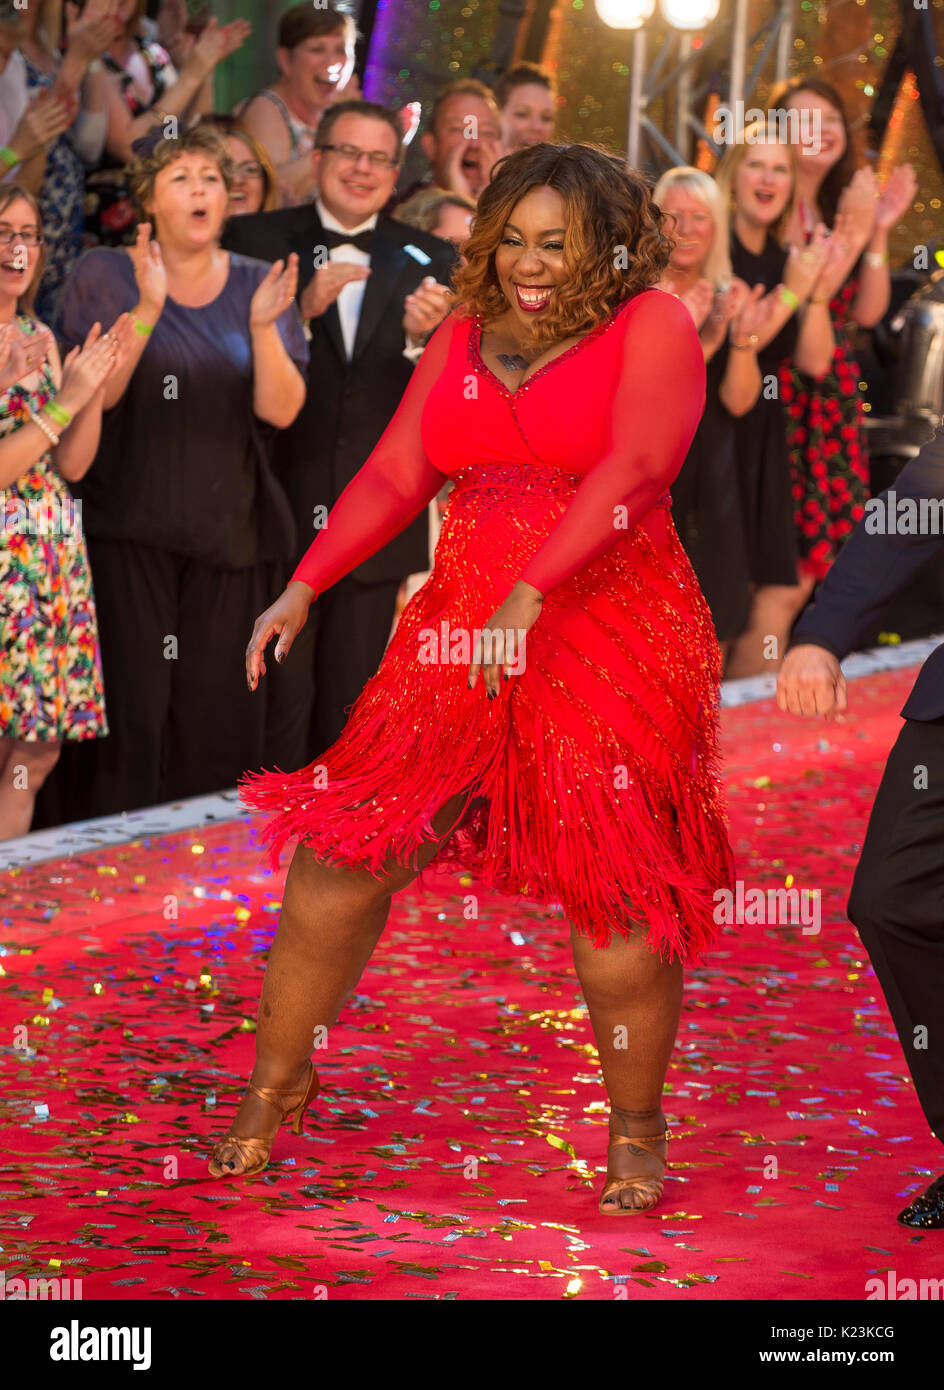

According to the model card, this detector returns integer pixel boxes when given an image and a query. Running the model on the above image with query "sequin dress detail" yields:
[240,289,735,961]
[0,316,107,742]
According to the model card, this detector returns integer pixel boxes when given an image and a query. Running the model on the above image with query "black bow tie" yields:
[319,227,374,254]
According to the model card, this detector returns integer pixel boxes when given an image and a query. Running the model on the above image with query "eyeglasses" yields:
[0,230,44,246]
[233,161,265,180]
[317,144,398,169]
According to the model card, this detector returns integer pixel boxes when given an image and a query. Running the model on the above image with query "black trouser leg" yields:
[308,575,402,755]
[847,716,944,1144]
[261,586,323,773]
[164,558,274,800]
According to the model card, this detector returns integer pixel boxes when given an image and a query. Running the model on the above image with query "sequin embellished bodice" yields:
[292,287,706,599]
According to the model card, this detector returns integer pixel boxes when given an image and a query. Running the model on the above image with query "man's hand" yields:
[403,277,452,340]
[299,261,370,320]
[777,644,848,719]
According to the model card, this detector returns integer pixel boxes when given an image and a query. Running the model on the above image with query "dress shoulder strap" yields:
[255,89,300,154]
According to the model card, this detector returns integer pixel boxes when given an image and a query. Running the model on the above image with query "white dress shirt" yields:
[314,195,378,360]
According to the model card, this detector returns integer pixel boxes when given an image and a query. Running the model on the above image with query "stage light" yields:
[659,0,720,29]
[594,0,656,30]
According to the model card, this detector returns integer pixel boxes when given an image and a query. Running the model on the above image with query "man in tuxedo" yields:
[223,100,457,769]
[777,426,944,1228]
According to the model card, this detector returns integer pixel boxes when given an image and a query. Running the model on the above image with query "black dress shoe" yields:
[897,1172,944,1229]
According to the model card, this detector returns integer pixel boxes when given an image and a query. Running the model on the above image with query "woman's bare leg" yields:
[570,922,684,1210]
[211,790,473,1170]
[0,739,61,841]
[724,571,817,678]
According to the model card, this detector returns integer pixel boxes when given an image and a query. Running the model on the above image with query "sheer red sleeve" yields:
[518,291,706,596]
[291,314,454,594]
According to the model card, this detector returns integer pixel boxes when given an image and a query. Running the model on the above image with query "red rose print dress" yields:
[240,290,736,961]
[777,273,869,579]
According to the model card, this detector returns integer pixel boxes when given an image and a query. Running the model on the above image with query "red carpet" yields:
[2,666,941,1300]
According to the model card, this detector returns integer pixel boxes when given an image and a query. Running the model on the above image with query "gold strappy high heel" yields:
[208,1061,320,1179]
[598,1128,669,1215]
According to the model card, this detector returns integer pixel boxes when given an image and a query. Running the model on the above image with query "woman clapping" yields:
[43,124,308,825]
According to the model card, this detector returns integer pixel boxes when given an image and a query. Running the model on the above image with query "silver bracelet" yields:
[30,409,60,447]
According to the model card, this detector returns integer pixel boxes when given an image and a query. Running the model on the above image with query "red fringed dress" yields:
[240,288,735,961]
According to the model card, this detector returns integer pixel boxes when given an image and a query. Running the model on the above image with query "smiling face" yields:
[146,152,229,248]
[501,83,555,154]
[314,113,399,226]
[734,142,793,227]
[660,186,716,274]
[225,135,266,217]
[278,29,355,113]
[0,196,42,309]
[493,185,569,329]
[785,89,846,177]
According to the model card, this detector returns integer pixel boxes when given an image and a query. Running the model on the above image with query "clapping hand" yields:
[403,277,452,339]
[807,212,854,305]
[783,222,831,302]
[836,167,879,253]
[250,255,300,328]
[699,279,743,355]
[56,322,122,417]
[674,276,714,331]
[875,162,917,231]
[0,321,54,394]
[65,0,123,65]
[299,260,370,319]
[7,91,73,163]
[185,16,252,82]
[730,283,769,345]
[128,222,168,318]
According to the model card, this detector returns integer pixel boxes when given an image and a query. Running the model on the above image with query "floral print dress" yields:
[777,273,869,580]
[0,316,107,742]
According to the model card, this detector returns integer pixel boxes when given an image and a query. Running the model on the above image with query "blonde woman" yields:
[715,122,839,677]
[652,165,768,654]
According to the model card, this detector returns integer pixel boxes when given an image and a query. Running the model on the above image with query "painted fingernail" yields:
[275,650,284,664]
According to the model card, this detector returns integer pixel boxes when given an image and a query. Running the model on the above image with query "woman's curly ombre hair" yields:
[451,143,675,348]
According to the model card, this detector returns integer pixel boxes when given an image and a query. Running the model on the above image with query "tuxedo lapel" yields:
[350,228,409,362]
[291,204,347,367]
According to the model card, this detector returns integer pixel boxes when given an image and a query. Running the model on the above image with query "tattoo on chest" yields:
[497,352,531,372]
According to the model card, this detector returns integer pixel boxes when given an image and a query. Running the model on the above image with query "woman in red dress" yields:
[209,143,736,1214]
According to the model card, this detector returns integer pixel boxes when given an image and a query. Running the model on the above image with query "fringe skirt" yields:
[239,459,735,961]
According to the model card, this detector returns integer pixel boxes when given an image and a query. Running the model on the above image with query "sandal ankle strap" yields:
[607,1129,669,1147]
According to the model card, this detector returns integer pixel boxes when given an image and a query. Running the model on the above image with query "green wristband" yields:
[779,285,799,310]
[43,399,72,427]
[0,146,20,170]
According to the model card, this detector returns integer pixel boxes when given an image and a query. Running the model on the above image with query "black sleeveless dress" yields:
[671,337,752,642]
[729,229,799,586]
